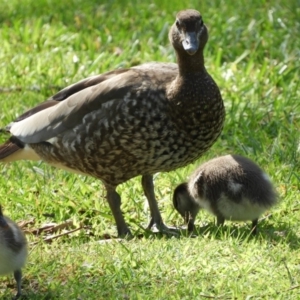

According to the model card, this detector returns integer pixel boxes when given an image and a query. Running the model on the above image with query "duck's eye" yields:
[195,19,204,31]
[176,20,180,29]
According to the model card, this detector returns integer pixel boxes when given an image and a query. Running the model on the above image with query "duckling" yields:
[0,10,225,237]
[0,206,27,298]
[173,155,277,234]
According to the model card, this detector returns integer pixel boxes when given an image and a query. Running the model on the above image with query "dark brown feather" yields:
[0,137,24,160]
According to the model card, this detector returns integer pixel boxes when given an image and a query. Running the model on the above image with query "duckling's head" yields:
[173,183,201,231]
[169,9,208,56]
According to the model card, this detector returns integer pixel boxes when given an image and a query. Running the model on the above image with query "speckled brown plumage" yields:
[0,9,225,236]
[173,155,278,234]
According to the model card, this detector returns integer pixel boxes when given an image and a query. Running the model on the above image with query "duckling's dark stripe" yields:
[3,234,25,253]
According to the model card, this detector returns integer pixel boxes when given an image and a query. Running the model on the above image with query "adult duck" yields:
[0,9,225,237]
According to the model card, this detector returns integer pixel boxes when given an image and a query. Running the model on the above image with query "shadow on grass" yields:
[1,290,58,300]
[125,216,300,247]
[259,222,300,250]
[191,220,300,250]
[57,216,299,249]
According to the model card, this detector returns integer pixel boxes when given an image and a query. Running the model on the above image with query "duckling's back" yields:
[188,155,278,221]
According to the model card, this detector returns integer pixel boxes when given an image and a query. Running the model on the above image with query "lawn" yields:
[0,0,299,299]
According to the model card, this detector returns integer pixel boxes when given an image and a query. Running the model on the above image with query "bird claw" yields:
[148,222,180,236]
[13,293,22,300]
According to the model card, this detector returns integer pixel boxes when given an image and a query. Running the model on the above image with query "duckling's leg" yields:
[141,175,172,233]
[183,211,195,232]
[187,217,195,232]
[216,216,225,226]
[105,185,132,237]
[251,219,258,235]
[13,269,22,299]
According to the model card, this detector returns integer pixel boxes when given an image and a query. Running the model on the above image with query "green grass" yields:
[0,0,299,299]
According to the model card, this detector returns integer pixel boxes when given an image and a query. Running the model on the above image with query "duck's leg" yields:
[13,269,22,299]
[141,174,174,233]
[251,219,258,235]
[105,185,132,237]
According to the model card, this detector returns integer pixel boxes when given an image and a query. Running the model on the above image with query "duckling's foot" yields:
[251,219,258,236]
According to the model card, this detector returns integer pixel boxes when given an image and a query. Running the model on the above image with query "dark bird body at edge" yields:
[0,10,225,237]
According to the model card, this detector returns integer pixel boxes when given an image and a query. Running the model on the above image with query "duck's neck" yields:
[176,48,206,75]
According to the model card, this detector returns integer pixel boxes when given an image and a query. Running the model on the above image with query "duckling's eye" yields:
[176,20,180,29]
[199,19,204,27]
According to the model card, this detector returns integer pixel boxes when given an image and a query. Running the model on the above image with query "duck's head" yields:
[169,9,208,56]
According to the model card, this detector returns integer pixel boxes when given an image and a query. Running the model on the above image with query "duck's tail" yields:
[0,136,25,163]
[0,134,41,163]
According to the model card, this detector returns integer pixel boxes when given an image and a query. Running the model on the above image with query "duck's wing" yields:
[15,68,129,122]
[7,69,141,144]
[7,63,178,144]
[50,68,128,102]
[13,63,178,123]
[48,63,178,103]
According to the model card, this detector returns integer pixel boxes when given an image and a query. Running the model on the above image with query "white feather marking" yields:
[76,135,82,143]
[0,242,27,275]
[9,104,57,139]
[62,140,70,150]
[85,123,91,133]
[46,137,58,145]
[228,180,243,194]
[188,170,203,198]
[85,140,94,153]
[217,194,267,221]
[262,173,271,182]
[70,140,76,152]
